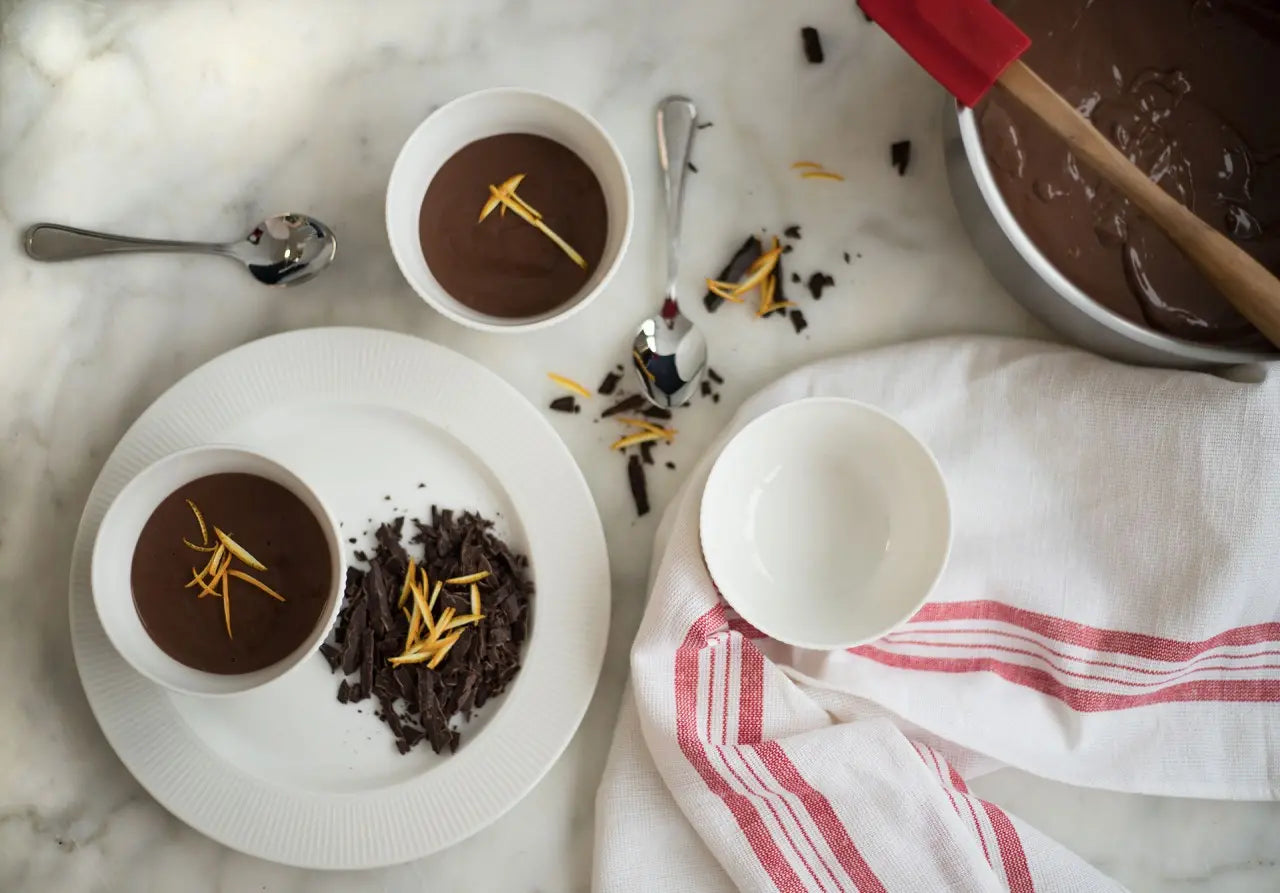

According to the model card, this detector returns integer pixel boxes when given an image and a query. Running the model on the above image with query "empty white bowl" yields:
[700,398,951,650]
[91,445,345,696]
[386,87,633,332]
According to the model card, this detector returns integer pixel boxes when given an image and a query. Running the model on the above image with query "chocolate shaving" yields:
[791,272,801,283]
[598,371,622,395]
[704,236,762,312]
[549,395,579,413]
[601,394,647,418]
[640,441,655,466]
[891,140,912,176]
[641,405,673,421]
[844,251,851,264]
[696,121,714,130]
[324,508,533,755]
[627,455,650,517]
[790,310,809,334]
[687,162,698,173]
[783,224,802,240]
[801,26,824,63]
[700,380,713,397]
[807,272,835,299]
[707,368,724,385]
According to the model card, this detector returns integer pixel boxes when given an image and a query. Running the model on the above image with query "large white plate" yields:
[68,327,610,868]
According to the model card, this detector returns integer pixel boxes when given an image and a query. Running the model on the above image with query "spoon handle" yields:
[23,223,226,261]
[656,96,698,304]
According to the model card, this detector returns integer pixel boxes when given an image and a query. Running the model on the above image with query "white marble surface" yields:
[1,0,1277,890]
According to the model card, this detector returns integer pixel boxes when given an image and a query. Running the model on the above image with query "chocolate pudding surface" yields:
[419,133,608,318]
[978,0,1280,346]
[131,473,332,674]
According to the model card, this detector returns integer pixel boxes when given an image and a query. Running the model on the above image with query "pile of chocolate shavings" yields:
[320,509,532,755]
[704,232,823,334]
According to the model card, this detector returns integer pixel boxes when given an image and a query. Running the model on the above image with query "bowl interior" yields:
[700,399,950,650]
[91,445,345,696]
[386,88,632,331]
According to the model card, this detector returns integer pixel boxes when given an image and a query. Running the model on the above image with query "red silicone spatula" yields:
[858,0,1280,348]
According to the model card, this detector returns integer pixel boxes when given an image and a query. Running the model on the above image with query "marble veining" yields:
[0,0,1276,890]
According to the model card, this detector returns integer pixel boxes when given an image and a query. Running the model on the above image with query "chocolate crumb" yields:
[418,483,425,488]
[707,368,724,385]
[791,272,801,283]
[712,394,720,403]
[782,244,793,254]
[790,310,809,334]
[549,395,578,414]
[665,461,676,470]
[700,381,713,397]
[641,405,673,421]
[704,236,763,312]
[640,441,655,466]
[602,394,647,418]
[598,371,622,395]
[800,26,824,63]
[627,455,650,517]
[696,121,714,130]
[783,225,802,240]
[348,537,357,544]
[807,272,835,299]
[843,251,851,264]
[891,140,911,176]
[687,162,698,173]
[384,495,391,501]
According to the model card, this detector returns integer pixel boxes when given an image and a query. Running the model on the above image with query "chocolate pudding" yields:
[418,133,608,318]
[131,473,333,674]
[978,0,1280,345]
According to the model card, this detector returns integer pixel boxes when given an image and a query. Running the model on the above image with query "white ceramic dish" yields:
[68,327,610,868]
[700,398,951,650]
[386,87,633,332]
[91,445,345,697]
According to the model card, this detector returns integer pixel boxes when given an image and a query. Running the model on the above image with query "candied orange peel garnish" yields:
[227,569,285,602]
[615,417,677,440]
[428,631,464,669]
[470,582,481,616]
[547,373,591,399]
[611,430,670,451]
[222,569,232,639]
[214,528,266,571]
[482,179,588,270]
[801,170,845,181]
[429,579,442,612]
[790,160,823,169]
[445,570,490,585]
[186,499,209,546]
[398,558,417,608]
[706,279,745,302]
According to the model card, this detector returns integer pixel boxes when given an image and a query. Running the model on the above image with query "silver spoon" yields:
[23,213,337,287]
[631,96,708,408]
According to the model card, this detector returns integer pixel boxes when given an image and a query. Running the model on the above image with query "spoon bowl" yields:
[23,213,337,287]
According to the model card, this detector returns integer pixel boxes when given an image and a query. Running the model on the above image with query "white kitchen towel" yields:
[594,336,1280,892]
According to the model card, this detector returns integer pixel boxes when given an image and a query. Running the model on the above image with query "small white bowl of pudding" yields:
[386,87,633,333]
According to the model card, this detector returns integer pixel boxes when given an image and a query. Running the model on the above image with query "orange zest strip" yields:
[222,569,232,639]
[790,161,823,169]
[546,373,591,398]
[227,569,285,602]
[214,528,266,571]
[614,418,677,440]
[611,430,669,451]
[186,499,209,546]
[801,170,845,181]
[445,571,490,585]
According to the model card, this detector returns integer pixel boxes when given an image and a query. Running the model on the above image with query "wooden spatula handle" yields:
[996,60,1280,347]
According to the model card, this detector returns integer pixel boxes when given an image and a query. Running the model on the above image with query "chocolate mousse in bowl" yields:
[92,446,345,696]
[386,88,633,332]
[945,0,1280,367]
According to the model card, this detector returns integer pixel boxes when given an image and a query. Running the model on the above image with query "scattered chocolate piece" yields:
[790,310,809,334]
[641,405,673,421]
[704,236,763,312]
[783,225,802,240]
[791,272,801,284]
[598,370,622,395]
[807,272,835,299]
[696,121,714,130]
[687,162,698,173]
[627,455,650,517]
[861,6,873,23]
[843,251,851,264]
[782,244,793,254]
[665,461,676,470]
[700,381,713,398]
[418,483,425,488]
[348,537,357,544]
[640,441,655,466]
[800,26,824,63]
[326,508,532,755]
[891,140,911,176]
[601,394,647,418]
[549,395,578,413]
[707,368,724,385]
[712,394,720,403]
